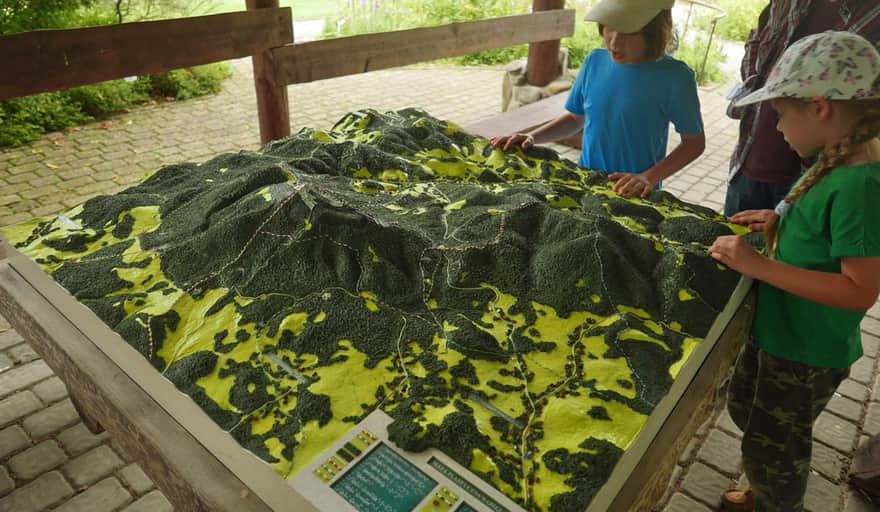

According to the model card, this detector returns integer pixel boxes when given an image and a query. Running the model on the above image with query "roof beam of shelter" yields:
[274,10,576,86]
[0,8,293,100]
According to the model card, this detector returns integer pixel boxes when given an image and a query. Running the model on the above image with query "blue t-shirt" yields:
[565,49,703,172]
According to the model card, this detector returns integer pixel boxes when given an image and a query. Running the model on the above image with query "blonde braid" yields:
[765,100,880,256]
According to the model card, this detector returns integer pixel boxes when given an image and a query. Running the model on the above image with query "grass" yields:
[691,0,768,42]
[207,0,335,20]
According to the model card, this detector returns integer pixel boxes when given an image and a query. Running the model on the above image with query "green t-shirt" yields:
[753,162,880,368]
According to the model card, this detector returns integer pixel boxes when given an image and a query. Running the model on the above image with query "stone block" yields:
[7,344,38,365]
[22,399,79,439]
[0,466,13,497]
[864,401,880,437]
[863,317,880,337]
[845,488,877,512]
[0,391,42,427]
[826,393,863,423]
[8,440,68,481]
[867,302,880,320]
[0,354,11,373]
[697,429,741,476]
[0,471,73,512]
[0,330,23,351]
[678,435,701,464]
[122,490,173,512]
[57,423,109,457]
[811,441,847,482]
[63,445,124,488]
[873,374,880,402]
[0,360,53,399]
[118,464,154,495]
[804,472,842,512]
[0,424,30,459]
[716,408,743,438]
[32,377,68,404]
[53,477,131,512]
[814,412,859,454]
[664,492,713,512]
[657,463,683,506]
[864,332,880,359]
[680,462,732,508]
[514,85,543,104]
[837,379,869,402]
[849,356,874,385]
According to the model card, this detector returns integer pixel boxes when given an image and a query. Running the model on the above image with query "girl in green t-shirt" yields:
[707,32,880,511]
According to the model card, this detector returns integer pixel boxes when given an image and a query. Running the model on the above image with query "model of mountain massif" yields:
[2,109,746,511]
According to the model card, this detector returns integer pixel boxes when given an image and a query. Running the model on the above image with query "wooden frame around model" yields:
[0,235,753,511]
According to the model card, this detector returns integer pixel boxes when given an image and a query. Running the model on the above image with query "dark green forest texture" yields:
[3,110,746,511]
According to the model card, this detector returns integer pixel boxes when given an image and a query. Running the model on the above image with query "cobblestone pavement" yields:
[1,58,879,511]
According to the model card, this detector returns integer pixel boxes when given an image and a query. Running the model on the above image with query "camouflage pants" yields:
[727,342,849,512]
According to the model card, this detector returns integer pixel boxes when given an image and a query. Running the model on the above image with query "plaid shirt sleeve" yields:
[727,0,880,182]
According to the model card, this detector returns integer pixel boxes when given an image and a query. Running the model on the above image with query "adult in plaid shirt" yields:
[724,0,880,218]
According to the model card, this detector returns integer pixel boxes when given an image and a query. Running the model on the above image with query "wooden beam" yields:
[527,0,566,86]
[274,10,576,85]
[248,0,291,144]
[0,8,293,100]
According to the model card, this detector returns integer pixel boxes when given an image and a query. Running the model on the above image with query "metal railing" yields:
[679,0,728,83]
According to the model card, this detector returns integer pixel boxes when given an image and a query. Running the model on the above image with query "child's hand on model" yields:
[609,172,655,198]
[728,209,776,231]
[490,133,535,152]
[708,235,765,275]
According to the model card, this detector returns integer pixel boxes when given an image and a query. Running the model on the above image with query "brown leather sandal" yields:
[721,487,754,511]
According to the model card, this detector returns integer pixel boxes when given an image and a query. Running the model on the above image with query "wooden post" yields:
[526,0,566,87]
[248,0,290,144]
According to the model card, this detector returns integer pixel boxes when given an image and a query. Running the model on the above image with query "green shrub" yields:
[0,1,235,148]
[148,63,232,100]
[692,0,767,42]
[322,0,535,64]
[0,62,232,148]
[0,0,96,34]
[674,36,727,85]
[563,22,606,70]
[0,93,92,146]
[66,78,152,116]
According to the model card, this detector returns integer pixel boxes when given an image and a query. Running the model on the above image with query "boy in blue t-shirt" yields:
[491,0,705,198]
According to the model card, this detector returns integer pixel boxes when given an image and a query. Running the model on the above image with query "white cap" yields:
[584,0,675,34]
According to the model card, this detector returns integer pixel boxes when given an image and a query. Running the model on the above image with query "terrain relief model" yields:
[2,109,747,511]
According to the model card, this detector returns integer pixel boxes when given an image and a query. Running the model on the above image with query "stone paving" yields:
[1,58,879,511]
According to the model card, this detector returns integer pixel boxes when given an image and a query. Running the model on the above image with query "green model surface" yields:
[1,109,746,511]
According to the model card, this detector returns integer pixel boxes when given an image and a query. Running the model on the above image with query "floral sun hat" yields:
[734,30,880,107]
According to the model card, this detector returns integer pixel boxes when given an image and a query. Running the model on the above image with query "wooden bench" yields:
[465,92,567,138]
[465,92,583,149]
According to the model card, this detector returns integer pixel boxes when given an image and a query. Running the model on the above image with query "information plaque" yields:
[332,443,437,512]
[291,410,526,512]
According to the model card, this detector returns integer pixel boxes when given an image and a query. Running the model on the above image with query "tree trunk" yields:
[526,0,566,87]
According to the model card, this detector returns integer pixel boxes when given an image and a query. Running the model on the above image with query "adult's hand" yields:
[489,133,535,152]
[609,172,654,198]
[728,209,776,231]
